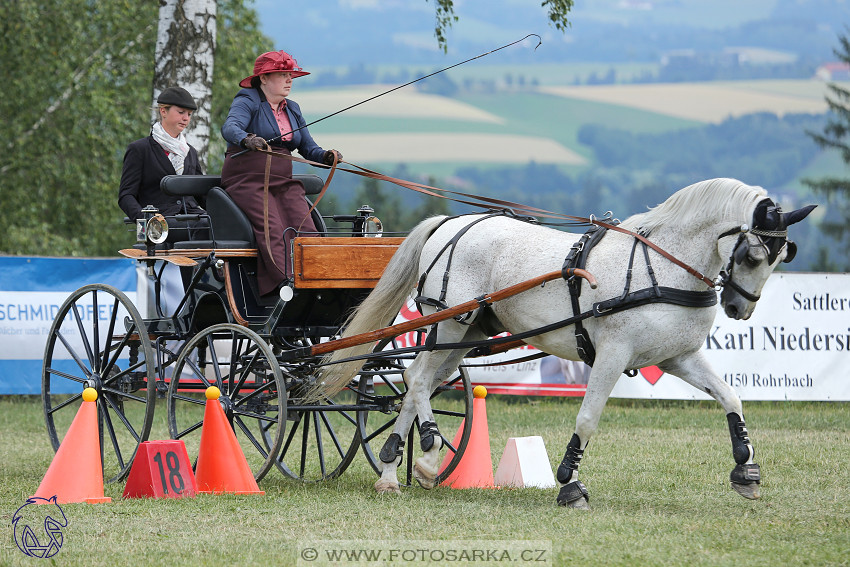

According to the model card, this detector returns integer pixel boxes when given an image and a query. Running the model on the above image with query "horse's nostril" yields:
[725,304,739,319]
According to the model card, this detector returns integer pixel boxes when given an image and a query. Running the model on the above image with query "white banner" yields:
[401,272,850,401]
[609,272,850,401]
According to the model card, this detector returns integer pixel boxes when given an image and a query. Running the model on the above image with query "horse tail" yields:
[310,215,448,399]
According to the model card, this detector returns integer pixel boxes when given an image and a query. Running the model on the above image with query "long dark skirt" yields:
[221,148,317,295]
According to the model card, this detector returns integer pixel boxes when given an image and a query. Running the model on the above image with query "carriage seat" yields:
[159,173,325,250]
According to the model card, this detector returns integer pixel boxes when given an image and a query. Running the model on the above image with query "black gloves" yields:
[242,134,270,152]
[323,149,343,165]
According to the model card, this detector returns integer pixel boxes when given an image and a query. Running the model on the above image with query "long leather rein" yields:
[254,149,728,290]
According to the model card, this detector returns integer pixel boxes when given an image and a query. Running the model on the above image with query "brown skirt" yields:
[221,148,317,295]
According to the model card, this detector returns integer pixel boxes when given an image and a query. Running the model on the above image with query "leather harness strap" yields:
[262,152,281,273]
[561,225,719,367]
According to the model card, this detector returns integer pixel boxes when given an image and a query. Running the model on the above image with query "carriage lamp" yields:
[355,205,383,237]
[145,214,169,245]
[137,206,169,246]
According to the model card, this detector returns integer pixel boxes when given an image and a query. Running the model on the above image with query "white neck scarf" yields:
[151,122,190,175]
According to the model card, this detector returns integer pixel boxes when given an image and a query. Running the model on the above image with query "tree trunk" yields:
[154,0,216,170]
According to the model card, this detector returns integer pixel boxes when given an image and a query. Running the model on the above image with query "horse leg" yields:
[661,352,760,499]
[374,376,422,493]
[410,349,470,489]
[556,355,626,509]
[374,369,424,494]
[373,338,471,494]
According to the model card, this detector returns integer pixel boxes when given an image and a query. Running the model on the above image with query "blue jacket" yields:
[221,87,326,163]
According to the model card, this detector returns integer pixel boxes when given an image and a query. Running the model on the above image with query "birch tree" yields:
[154,0,217,169]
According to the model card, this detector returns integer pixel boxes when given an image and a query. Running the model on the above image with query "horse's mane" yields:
[619,178,767,234]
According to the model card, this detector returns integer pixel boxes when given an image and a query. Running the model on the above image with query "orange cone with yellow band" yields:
[194,387,264,495]
[33,388,112,504]
[438,385,494,488]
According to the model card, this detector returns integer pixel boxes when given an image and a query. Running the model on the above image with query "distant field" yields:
[313,132,587,165]
[540,80,839,123]
[296,80,832,168]
[296,86,504,123]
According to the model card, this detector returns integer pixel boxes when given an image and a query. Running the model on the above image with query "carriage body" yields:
[41,174,472,486]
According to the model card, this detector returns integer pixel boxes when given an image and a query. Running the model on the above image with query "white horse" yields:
[317,178,815,508]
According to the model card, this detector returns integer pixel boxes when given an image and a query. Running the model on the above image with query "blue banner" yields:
[0,257,136,394]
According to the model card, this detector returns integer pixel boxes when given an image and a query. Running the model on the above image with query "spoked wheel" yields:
[42,284,156,482]
[357,336,473,487]
[166,323,285,482]
[270,342,361,482]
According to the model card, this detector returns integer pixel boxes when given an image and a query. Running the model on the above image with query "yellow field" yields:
[296,86,587,164]
[540,79,841,123]
[312,132,588,165]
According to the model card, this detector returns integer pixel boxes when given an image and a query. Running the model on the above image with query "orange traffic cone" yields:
[33,388,111,504]
[194,387,264,495]
[438,385,494,489]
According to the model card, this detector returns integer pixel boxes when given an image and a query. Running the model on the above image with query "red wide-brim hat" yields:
[239,50,310,88]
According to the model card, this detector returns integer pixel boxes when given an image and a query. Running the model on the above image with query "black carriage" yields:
[41,174,473,486]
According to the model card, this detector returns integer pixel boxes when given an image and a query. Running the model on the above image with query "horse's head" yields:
[719,199,816,320]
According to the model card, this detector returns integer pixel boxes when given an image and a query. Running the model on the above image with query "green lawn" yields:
[1,395,847,566]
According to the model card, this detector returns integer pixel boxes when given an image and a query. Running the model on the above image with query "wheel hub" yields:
[85,375,102,393]
[218,393,235,422]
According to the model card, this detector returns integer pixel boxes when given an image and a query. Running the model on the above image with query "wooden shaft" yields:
[309,268,596,356]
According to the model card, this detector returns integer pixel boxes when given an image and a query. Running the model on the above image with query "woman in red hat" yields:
[119,86,208,242]
[221,50,342,296]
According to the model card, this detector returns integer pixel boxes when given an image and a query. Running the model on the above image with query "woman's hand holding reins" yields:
[242,134,271,152]
[323,149,343,165]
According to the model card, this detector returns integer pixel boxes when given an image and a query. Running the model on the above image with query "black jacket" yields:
[118,135,204,220]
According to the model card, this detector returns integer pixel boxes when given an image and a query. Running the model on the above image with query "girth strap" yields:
[562,226,607,366]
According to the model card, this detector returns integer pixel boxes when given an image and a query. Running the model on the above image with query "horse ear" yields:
[753,199,772,227]
[782,204,817,227]
[783,241,797,263]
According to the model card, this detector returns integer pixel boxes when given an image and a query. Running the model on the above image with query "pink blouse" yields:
[269,100,293,141]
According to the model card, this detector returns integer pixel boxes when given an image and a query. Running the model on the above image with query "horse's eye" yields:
[744,254,760,267]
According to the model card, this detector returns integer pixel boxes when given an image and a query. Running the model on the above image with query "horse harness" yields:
[403,197,802,369]
[562,224,717,367]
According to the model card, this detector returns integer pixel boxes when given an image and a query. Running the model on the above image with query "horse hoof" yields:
[413,459,438,490]
[375,479,401,495]
[556,481,590,509]
[731,481,760,500]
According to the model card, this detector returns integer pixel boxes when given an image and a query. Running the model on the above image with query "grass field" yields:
[1,395,848,566]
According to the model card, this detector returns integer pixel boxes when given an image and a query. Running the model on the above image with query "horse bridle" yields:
[715,201,798,302]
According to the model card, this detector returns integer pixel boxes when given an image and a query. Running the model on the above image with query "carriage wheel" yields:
[166,323,285,482]
[357,335,473,487]
[42,284,156,483]
[269,343,361,482]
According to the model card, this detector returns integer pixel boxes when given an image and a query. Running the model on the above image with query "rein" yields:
[258,149,721,290]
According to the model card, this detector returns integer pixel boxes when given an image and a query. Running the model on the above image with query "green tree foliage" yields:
[0,0,156,256]
[804,30,850,270]
[0,0,271,257]
[430,0,573,51]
